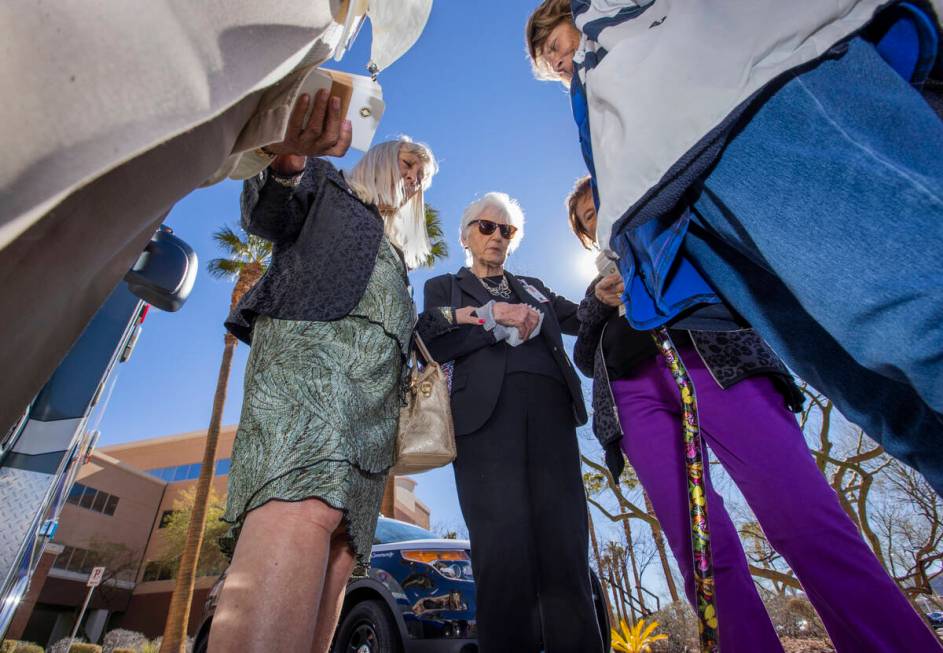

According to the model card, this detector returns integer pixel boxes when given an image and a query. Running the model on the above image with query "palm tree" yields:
[622,512,648,613]
[607,542,636,622]
[604,551,626,628]
[160,226,271,653]
[381,204,449,518]
[644,491,680,602]
[422,204,448,267]
[588,510,615,625]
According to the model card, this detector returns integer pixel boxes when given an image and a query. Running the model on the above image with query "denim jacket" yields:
[570,1,940,330]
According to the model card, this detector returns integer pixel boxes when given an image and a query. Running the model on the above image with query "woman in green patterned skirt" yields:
[208,91,438,653]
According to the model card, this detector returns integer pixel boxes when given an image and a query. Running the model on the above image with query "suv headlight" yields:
[402,550,473,581]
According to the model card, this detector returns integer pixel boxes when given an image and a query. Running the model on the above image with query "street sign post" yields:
[86,566,105,587]
[66,566,106,649]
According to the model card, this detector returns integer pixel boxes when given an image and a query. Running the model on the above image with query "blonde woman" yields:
[210,95,438,653]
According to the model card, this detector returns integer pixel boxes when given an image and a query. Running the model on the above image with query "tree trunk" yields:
[160,334,235,652]
[607,558,625,627]
[587,511,613,625]
[621,517,647,613]
[616,558,636,622]
[645,492,680,602]
[160,266,259,653]
[380,474,396,518]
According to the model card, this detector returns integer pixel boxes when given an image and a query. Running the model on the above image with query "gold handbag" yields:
[393,333,456,474]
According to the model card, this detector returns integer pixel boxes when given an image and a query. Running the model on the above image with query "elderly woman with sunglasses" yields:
[415,192,605,652]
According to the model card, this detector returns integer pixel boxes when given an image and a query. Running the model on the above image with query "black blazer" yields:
[226,158,385,344]
[417,267,587,436]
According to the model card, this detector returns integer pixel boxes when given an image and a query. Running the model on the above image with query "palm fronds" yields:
[206,224,272,280]
[422,204,449,268]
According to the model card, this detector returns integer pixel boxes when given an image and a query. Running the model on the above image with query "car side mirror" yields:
[123,227,197,312]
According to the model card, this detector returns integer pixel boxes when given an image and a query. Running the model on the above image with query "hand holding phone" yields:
[595,268,625,309]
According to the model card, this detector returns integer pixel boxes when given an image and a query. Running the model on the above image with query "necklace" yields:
[479,274,512,299]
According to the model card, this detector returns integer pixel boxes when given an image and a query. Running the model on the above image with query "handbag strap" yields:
[413,332,438,366]
[410,273,458,367]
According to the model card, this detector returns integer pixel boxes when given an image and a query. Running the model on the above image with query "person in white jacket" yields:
[0,0,432,438]
[525,0,943,503]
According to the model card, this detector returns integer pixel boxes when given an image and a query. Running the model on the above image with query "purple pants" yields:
[611,344,941,653]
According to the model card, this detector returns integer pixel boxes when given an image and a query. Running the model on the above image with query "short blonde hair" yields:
[460,192,526,266]
[565,175,595,250]
[346,136,438,268]
[525,0,574,82]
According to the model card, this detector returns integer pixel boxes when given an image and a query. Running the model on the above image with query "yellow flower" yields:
[611,618,669,653]
[681,386,693,404]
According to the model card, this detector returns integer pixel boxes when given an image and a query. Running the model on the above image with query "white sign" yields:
[87,566,105,587]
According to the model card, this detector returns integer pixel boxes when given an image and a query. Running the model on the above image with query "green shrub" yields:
[102,629,147,653]
[69,644,102,653]
[2,641,45,653]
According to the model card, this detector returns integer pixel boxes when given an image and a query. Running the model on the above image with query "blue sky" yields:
[97,1,626,568]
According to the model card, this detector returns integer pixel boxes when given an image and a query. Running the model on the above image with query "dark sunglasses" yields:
[471,219,518,240]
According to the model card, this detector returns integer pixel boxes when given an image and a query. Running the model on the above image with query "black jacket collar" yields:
[505,272,543,311]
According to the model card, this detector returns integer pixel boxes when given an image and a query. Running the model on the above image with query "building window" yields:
[66,548,88,573]
[142,561,176,582]
[91,491,108,513]
[78,485,96,509]
[55,546,89,572]
[158,510,176,528]
[146,459,232,482]
[66,483,85,505]
[53,546,107,576]
[104,494,119,516]
[80,550,101,574]
[66,482,119,516]
[53,546,75,570]
[139,559,222,581]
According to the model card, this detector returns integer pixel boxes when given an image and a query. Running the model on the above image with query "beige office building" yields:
[7,426,431,647]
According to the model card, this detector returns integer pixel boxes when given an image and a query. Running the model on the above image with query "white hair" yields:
[345,136,438,269]
[459,192,526,266]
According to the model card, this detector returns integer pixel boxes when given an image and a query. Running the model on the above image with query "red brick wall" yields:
[115,588,211,638]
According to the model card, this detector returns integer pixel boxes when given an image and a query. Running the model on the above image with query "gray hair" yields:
[459,192,526,265]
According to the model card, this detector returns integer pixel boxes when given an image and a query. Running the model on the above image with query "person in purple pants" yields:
[566,177,942,653]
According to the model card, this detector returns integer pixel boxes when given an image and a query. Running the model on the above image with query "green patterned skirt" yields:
[221,239,413,574]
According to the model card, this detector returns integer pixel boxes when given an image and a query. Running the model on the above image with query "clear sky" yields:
[97,1,622,564]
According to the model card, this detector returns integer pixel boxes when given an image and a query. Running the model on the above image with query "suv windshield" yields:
[374,518,435,544]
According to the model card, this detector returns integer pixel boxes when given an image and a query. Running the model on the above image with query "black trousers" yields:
[453,373,604,653]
